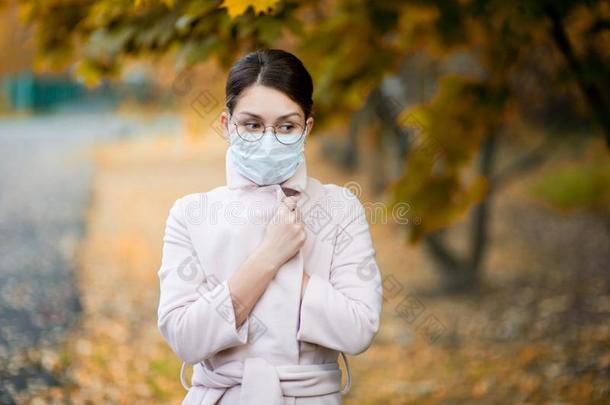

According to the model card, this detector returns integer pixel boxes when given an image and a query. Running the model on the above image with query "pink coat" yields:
[157,148,383,404]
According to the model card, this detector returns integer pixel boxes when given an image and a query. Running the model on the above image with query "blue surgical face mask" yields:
[228,127,306,186]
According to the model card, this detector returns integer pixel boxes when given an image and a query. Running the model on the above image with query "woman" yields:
[157,49,383,405]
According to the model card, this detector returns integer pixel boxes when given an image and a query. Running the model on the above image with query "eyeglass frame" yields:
[227,114,308,145]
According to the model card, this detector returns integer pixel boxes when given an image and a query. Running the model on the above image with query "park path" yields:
[0,110,183,403]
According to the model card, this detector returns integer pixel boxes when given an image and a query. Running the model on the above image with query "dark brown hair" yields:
[225,49,314,120]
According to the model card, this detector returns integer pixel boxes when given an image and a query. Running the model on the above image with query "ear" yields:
[304,116,314,141]
[220,111,230,143]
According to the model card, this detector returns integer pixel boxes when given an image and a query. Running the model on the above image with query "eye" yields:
[244,122,262,130]
[277,123,297,133]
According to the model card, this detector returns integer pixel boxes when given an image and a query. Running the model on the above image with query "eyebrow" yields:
[237,111,302,120]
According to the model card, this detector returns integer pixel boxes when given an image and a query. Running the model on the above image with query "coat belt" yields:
[180,353,351,404]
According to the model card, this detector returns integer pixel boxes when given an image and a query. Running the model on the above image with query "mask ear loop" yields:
[339,351,352,395]
[302,122,309,145]
[223,114,231,144]
[180,361,191,391]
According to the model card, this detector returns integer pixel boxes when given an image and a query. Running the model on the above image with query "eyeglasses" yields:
[229,115,307,145]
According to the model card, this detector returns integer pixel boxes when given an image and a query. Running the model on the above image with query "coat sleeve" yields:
[296,192,383,355]
[157,196,249,364]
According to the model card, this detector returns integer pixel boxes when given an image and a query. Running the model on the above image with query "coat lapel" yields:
[221,147,330,363]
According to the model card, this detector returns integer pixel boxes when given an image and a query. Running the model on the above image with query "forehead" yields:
[233,84,303,120]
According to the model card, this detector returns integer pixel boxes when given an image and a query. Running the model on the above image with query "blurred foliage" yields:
[14,0,610,242]
[220,0,282,18]
[389,76,495,241]
[529,141,610,218]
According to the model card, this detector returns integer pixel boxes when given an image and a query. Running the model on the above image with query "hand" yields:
[258,196,306,272]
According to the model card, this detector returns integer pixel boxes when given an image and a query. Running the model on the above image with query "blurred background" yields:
[0,0,609,403]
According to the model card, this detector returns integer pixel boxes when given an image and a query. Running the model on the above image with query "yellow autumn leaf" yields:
[74,59,103,89]
[134,0,174,9]
[221,0,281,18]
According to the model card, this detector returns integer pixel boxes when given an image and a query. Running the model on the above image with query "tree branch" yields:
[544,3,610,147]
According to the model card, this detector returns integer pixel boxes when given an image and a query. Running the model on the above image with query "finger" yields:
[288,205,301,223]
[287,209,298,224]
[284,195,298,203]
[279,199,292,212]
[275,201,292,224]
[276,200,288,216]
[283,196,297,211]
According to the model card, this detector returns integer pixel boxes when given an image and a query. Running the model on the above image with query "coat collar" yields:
[225,147,308,194]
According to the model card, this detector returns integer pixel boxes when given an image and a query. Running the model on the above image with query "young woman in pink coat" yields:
[157,48,383,404]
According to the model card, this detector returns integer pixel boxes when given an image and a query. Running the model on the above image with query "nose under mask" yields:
[228,129,306,186]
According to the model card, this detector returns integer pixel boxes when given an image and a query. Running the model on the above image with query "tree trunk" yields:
[423,133,498,293]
